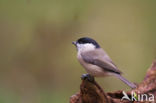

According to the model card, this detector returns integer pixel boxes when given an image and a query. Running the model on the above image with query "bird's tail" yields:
[114,73,137,89]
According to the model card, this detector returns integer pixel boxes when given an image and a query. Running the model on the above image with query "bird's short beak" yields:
[72,41,77,46]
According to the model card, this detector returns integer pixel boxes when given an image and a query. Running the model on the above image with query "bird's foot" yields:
[81,74,94,82]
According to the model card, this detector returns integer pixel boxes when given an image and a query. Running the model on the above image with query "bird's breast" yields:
[77,53,108,77]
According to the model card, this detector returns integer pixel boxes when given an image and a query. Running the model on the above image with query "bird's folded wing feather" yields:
[81,48,122,74]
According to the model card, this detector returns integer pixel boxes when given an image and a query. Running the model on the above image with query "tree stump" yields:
[70,60,156,103]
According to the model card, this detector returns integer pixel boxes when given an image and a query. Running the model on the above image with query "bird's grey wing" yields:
[81,49,122,74]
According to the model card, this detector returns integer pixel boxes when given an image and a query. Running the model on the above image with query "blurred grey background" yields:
[0,0,156,103]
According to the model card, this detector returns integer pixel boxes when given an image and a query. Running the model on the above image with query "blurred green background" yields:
[0,0,156,103]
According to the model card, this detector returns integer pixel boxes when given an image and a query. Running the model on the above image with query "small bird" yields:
[72,37,136,88]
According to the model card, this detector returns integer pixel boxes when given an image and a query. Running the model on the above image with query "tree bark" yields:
[70,60,156,103]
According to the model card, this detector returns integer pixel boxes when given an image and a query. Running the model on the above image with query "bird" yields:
[72,37,136,89]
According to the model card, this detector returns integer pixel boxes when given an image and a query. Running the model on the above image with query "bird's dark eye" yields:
[79,41,83,44]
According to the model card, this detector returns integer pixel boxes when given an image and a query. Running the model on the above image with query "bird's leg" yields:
[81,73,94,82]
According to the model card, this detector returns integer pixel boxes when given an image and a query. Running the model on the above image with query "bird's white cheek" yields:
[77,44,95,53]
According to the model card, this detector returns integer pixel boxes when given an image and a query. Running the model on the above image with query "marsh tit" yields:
[72,37,136,88]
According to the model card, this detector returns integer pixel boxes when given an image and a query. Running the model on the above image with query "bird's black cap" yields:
[77,37,100,48]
